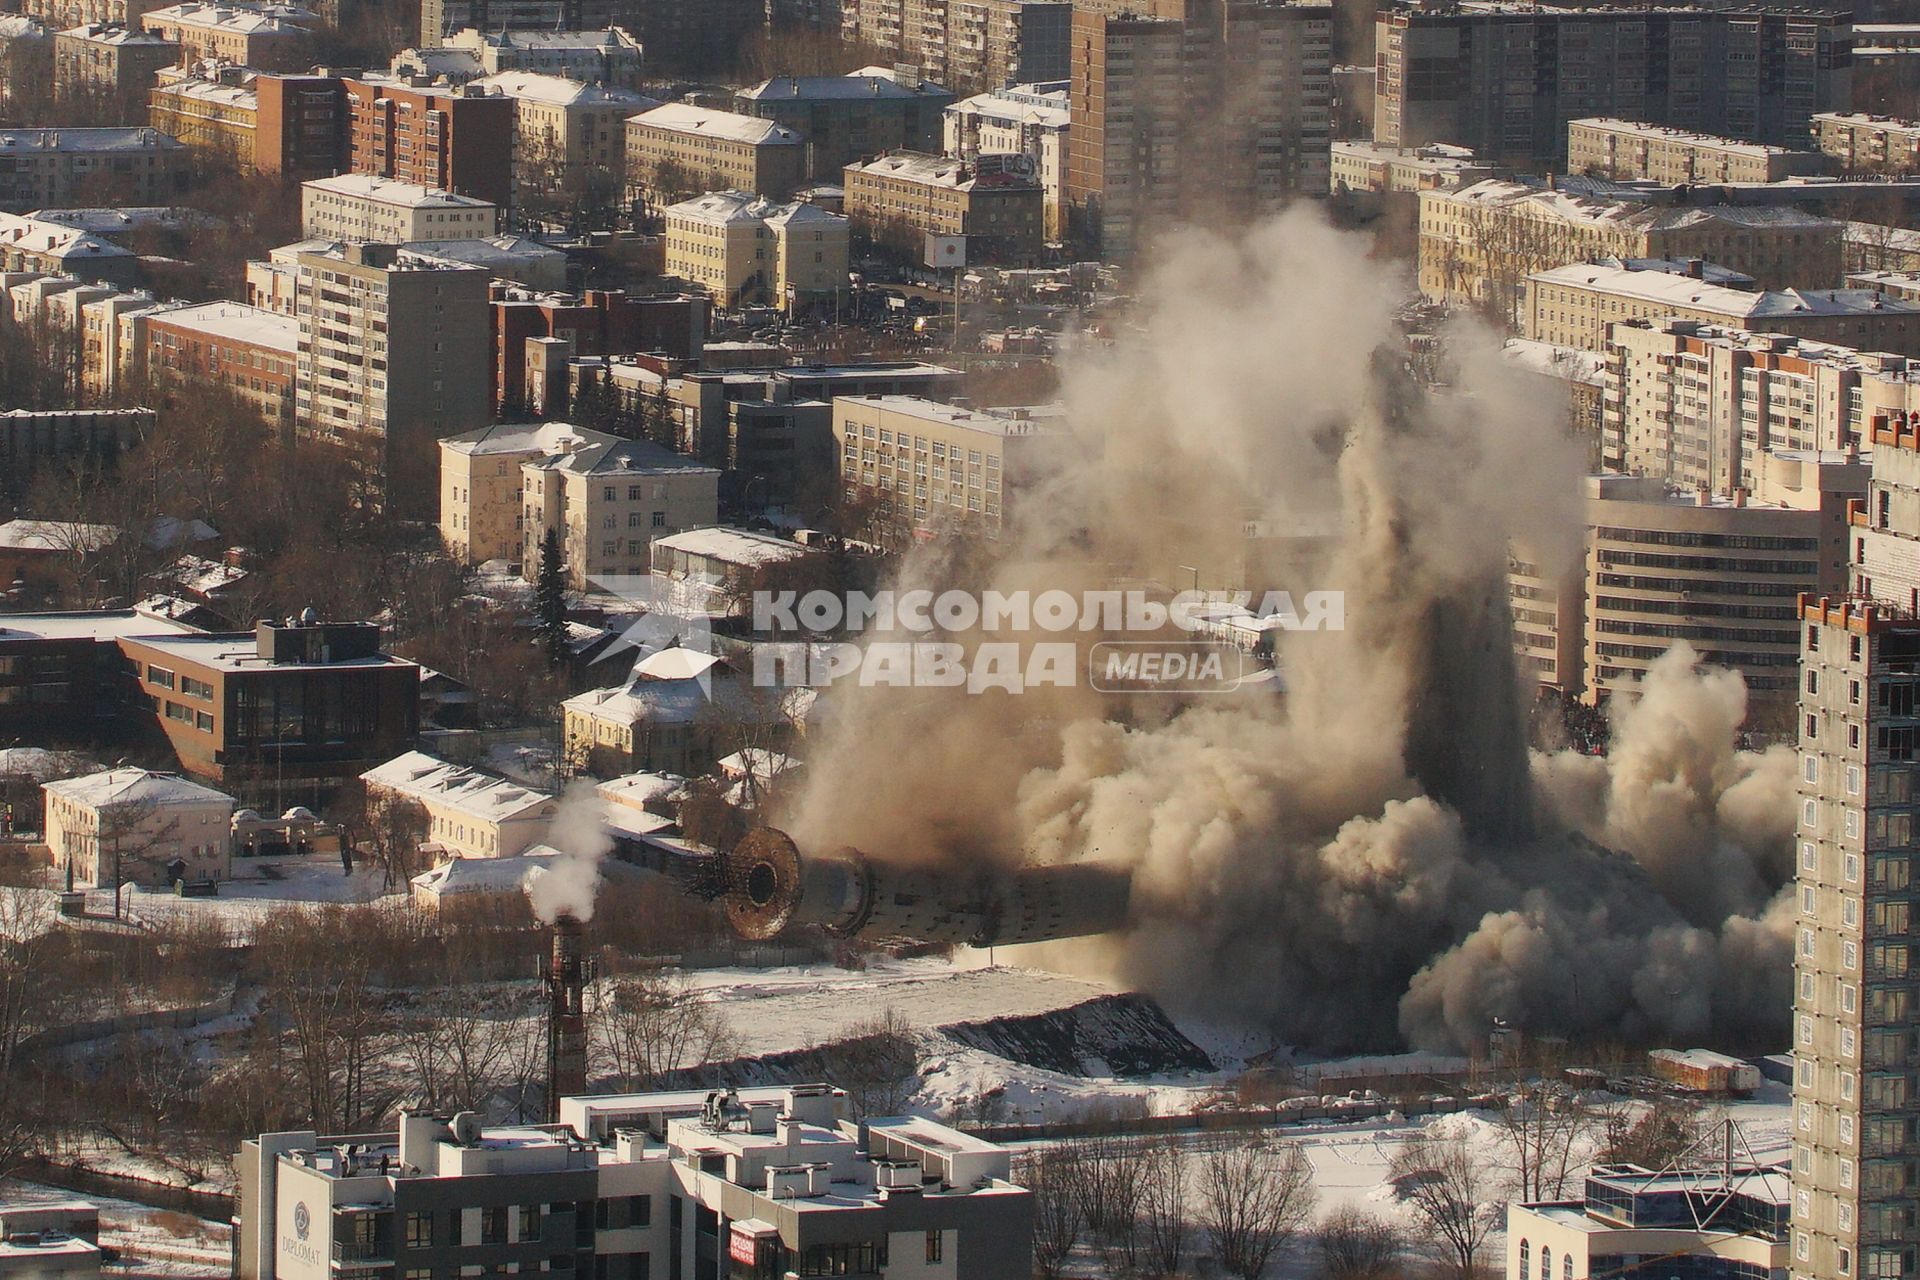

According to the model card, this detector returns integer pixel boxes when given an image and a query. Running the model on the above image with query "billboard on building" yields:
[925,233,967,269]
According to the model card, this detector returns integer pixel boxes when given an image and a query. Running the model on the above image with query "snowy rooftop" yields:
[148,300,297,354]
[470,70,656,109]
[57,22,174,45]
[362,750,558,823]
[839,395,1054,436]
[948,84,1069,130]
[143,3,316,35]
[846,151,1013,190]
[0,608,200,643]
[302,173,495,210]
[629,103,801,145]
[1530,264,1919,319]
[42,766,233,810]
[0,212,135,260]
[1501,338,1608,387]
[738,71,948,102]
[410,849,556,898]
[0,519,118,553]
[441,420,621,457]
[651,525,808,567]
[527,436,720,478]
[1436,179,1838,231]
[0,127,185,155]
[123,631,413,673]
[1570,116,1815,158]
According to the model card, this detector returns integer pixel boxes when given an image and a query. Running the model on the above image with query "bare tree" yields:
[1317,1206,1403,1280]
[0,886,59,1173]
[92,798,183,918]
[1140,1134,1190,1278]
[1492,1079,1596,1201]
[1078,1135,1150,1269]
[589,970,737,1091]
[819,1007,918,1119]
[1598,1097,1716,1170]
[1390,1132,1501,1280]
[1018,1145,1087,1280]
[1196,1140,1317,1279]
[398,972,544,1115]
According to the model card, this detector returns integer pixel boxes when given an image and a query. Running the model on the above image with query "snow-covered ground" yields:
[0,1181,228,1279]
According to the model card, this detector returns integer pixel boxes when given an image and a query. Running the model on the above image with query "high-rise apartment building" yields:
[1066,0,1331,261]
[1794,411,1920,1280]
[1375,1,1854,169]
[837,0,1070,91]
[293,243,491,503]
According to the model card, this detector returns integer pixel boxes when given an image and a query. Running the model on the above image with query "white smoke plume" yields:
[778,210,1798,1055]
[528,780,613,924]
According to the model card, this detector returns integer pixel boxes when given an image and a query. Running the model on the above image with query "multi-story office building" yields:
[138,2,314,70]
[300,173,501,243]
[624,103,807,202]
[52,21,175,104]
[1375,1,1854,169]
[117,618,421,792]
[236,1087,1033,1280]
[1066,0,1332,261]
[1527,263,1920,358]
[1604,319,1920,487]
[837,0,1070,91]
[1794,411,1920,1280]
[142,300,298,425]
[1580,471,1844,712]
[1568,118,1834,185]
[392,26,644,89]
[1419,180,1845,319]
[843,150,1043,263]
[292,242,491,501]
[1816,110,1920,172]
[734,69,956,182]
[520,435,721,588]
[661,189,850,310]
[0,126,188,210]
[832,393,1053,534]
[1507,1163,1789,1280]
[945,81,1069,240]
[468,71,654,206]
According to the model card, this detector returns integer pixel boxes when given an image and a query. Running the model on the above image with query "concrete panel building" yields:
[1793,411,1920,1280]
[1568,118,1834,185]
[42,765,235,888]
[292,242,492,503]
[299,174,500,243]
[1815,110,1920,172]
[624,103,806,202]
[837,0,1070,91]
[1067,0,1331,261]
[832,394,1054,536]
[1375,1,1854,168]
[338,74,515,207]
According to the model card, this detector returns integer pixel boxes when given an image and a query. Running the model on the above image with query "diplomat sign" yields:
[279,1197,324,1272]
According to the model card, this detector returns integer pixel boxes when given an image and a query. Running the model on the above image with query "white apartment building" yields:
[1568,117,1832,185]
[360,750,558,859]
[1604,318,1920,490]
[944,81,1068,239]
[42,766,235,888]
[438,420,621,565]
[1813,110,1920,172]
[660,190,849,311]
[235,1086,1034,1280]
[299,174,501,244]
[1528,263,1920,358]
[520,436,720,590]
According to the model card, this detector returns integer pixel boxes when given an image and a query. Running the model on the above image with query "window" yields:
[925,1230,942,1264]
[148,664,175,689]
[1540,1248,1552,1280]
[405,1214,432,1249]
[481,1206,507,1245]
[518,1205,540,1240]
[652,511,666,528]
[1520,1241,1530,1277]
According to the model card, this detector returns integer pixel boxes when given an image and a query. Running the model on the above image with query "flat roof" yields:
[120,631,415,673]
[303,173,496,210]
[0,609,200,643]
[836,394,1052,436]
[1570,116,1815,158]
[630,102,801,145]
[148,300,297,354]
[1530,264,1920,319]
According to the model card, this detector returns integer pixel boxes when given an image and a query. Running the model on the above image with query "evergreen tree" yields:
[645,382,679,451]
[536,527,568,670]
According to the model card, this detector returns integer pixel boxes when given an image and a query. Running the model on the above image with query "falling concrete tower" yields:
[544,913,590,1122]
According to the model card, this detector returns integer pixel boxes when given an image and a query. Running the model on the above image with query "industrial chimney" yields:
[544,913,591,1123]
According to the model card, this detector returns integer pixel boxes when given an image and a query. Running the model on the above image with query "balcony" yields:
[331,1240,393,1265]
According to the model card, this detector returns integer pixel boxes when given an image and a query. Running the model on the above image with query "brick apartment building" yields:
[141,300,298,426]
[490,284,709,414]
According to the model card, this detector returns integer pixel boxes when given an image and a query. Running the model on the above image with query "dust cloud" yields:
[778,209,1797,1055]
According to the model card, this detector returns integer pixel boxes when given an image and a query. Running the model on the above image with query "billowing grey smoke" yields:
[778,210,1795,1054]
